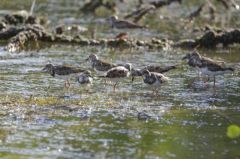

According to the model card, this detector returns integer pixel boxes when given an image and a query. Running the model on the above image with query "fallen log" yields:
[174,28,240,49]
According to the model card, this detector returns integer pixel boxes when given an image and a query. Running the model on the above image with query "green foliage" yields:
[227,125,240,139]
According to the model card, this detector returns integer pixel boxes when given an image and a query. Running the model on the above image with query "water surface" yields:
[0,0,240,158]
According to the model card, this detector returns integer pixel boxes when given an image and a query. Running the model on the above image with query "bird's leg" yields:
[131,77,135,82]
[151,89,155,96]
[64,80,70,89]
[64,81,67,88]
[155,89,160,97]
[104,79,108,86]
[67,80,71,88]
[204,75,209,83]
[113,82,118,92]
[151,88,158,96]
[34,37,40,52]
[213,76,216,87]
[198,70,201,80]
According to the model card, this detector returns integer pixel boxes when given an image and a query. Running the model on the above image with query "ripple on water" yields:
[0,8,240,157]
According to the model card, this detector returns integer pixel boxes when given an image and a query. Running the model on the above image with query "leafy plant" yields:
[227,125,240,139]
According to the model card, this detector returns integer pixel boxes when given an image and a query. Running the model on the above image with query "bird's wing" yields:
[106,67,128,78]
[154,72,168,83]
[144,74,156,84]
[160,65,178,73]
[144,65,163,72]
[201,59,225,72]
[117,20,143,28]
[145,65,177,73]
[96,61,117,71]
[131,69,142,76]
[55,65,84,75]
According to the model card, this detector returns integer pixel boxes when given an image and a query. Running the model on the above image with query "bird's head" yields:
[182,51,201,61]
[124,63,132,71]
[130,68,142,82]
[83,70,92,77]
[182,53,191,61]
[191,51,201,59]
[141,69,151,77]
[85,54,98,62]
[107,15,118,22]
[182,51,202,67]
[42,64,54,73]
[107,16,118,27]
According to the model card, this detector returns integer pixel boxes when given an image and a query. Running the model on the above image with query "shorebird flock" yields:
[42,51,234,94]
[42,15,235,94]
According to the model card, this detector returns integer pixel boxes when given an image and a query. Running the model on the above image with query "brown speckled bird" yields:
[141,69,169,95]
[182,51,234,86]
[131,64,177,81]
[100,63,132,91]
[43,64,85,88]
[86,54,117,75]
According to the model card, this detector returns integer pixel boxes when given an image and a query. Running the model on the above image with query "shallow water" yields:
[0,0,240,159]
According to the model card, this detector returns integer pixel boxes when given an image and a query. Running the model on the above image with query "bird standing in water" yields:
[42,64,85,88]
[182,51,234,86]
[141,69,169,95]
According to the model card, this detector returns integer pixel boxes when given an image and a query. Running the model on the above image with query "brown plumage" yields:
[182,51,233,72]
[86,54,117,73]
[131,64,178,81]
[43,64,84,77]
[100,63,132,91]
[141,69,169,95]
[115,32,128,40]
[108,16,146,29]
[42,64,85,88]
[144,65,178,74]
[106,66,130,78]
[182,51,234,86]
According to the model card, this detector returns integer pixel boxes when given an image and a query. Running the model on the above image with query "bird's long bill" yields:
[75,76,79,82]
[181,55,189,65]
[42,66,47,71]
[182,55,188,60]
[131,76,135,82]
[106,17,111,22]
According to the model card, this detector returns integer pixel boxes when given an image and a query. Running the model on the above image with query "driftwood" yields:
[174,28,240,49]
[0,11,171,52]
[80,0,116,13]
[188,4,205,20]
[6,25,53,52]
[2,10,46,26]
[124,0,181,22]
[217,0,239,10]
[0,10,240,52]
[1,23,170,52]
[124,5,156,23]
[150,0,181,8]
[2,22,240,52]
